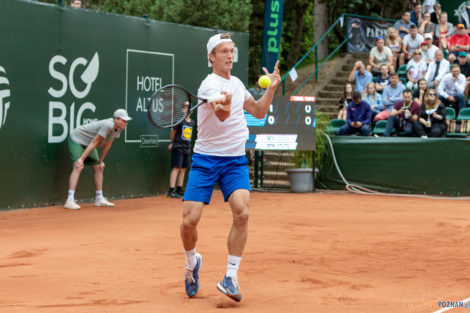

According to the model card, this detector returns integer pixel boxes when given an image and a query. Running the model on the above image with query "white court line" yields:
[432,297,470,313]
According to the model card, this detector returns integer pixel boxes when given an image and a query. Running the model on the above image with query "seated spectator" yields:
[338,91,371,136]
[375,64,390,94]
[386,27,402,69]
[424,49,450,88]
[384,89,419,137]
[438,64,467,114]
[394,12,415,40]
[420,33,438,64]
[419,13,436,36]
[362,82,384,121]
[401,25,424,66]
[435,12,454,49]
[410,3,423,26]
[442,24,470,64]
[430,3,441,24]
[406,49,427,91]
[454,51,470,100]
[375,72,406,121]
[70,0,81,7]
[413,79,428,105]
[348,61,373,93]
[367,36,394,75]
[248,80,266,100]
[403,0,420,13]
[413,89,446,137]
[423,0,436,15]
[338,83,353,120]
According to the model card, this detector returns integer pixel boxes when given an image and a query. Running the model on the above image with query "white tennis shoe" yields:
[64,200,81,210]
[94,197,115,207]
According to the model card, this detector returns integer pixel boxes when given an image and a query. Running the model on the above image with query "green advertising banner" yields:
[0,0,248,210]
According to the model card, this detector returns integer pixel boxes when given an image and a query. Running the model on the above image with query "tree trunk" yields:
[314,0,328,59]
[286,2,305,69]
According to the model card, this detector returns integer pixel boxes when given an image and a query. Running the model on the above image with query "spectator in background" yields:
[70,0,81,7]
[367,36,394,75]
[420,33,438,64]
[424,49,449,88]
[438,64,466,114]
[386,27,402,68]
[411,3,423,26]
[338,83,353,120]
[375,72,406,121]
[422,0,436,15]
[442,24,470,64]
[413,89,446,138]
[419,12,436,36]
[430,3,441,24]
[401,25,424,66]
[435,12,454,49]
[248,80,266,100]
[384,89,419,137]
[375,64,390,94]
[348,60,373,93]
[406,49,427,91]
[338,91,371,136]
[362,82,384,122]
[458,4,470,33]
[394,12,415,39]
[403,0,420,12]
[413,79,428,105]
[454,51,470,100]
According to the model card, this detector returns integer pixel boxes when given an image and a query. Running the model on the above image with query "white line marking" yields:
[431,297,470,313]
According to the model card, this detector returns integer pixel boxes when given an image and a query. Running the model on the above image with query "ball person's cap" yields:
[113,109,132,121]
[207,33,233,67]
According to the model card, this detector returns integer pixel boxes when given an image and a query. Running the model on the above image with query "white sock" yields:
[226,255,241,277]
[67,190,75,202]
[95,190,103,201]
[185,248,197,270]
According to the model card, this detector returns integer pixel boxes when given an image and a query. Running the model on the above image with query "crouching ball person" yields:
[180,33,280,302]
[64,109,132,210]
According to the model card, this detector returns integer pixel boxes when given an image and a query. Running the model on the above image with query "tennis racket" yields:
[147,84,225,128]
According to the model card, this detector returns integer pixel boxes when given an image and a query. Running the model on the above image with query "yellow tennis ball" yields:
[258,75,271,88]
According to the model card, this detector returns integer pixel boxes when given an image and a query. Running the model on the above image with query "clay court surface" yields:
[1,191,470,313]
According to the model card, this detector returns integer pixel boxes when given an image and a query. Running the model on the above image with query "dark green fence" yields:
[0,0,248,210]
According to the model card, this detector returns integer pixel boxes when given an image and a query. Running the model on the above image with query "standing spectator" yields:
[410,3,423,26]
[413,79,428,105]
[248,80,265,100]
[401,25,424,66]
[367,36,394,75]
[70,0,81,8]
[347,61,373,93]
[424,49,450,88]
[422,0,436,15]
[458,4,470,32]
[375,64,390,94]
[394,12,415,39]
[413,89,446,137]
[362,82,384,121]
[435,12,454,49]
[406,49,427,91]
[386,27,402,68]
[338,92,371,136]
[338,83,353,120]
[430,3,441,24]
[375,73,406,121]
[384,89,420,137]
[420,33,438,64]
[454,51,470,100]
[442,24,470,64]
[167,102,194,199]
[438,64,466,114]
[419,12,436,36]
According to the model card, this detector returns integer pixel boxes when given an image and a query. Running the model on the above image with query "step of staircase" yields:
[318,90,342,98]
[323,84,344,92]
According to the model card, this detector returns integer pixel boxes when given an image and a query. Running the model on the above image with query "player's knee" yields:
[233,208,249,227]
[73,163,84,171]
[181,218,198,233]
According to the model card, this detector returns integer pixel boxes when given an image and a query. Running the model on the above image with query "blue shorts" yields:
[183,153,251,204]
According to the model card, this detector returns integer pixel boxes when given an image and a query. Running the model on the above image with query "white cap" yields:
[424,33,433,40]
[113,109,132,121]
[207,34,233,67]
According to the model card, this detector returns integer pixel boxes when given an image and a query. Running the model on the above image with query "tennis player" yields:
[64,109,132,210]
[181,33,280,302]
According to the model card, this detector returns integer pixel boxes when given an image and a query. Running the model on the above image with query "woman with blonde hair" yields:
[386,27,402,67]
[435,12,454,48]
[413,89,446,137]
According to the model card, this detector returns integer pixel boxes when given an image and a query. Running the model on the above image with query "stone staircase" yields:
[314,53,369,120]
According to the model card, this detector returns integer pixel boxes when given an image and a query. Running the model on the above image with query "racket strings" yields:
[148,87,192,128]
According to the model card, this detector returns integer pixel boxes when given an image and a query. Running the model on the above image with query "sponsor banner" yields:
[348,17,394,53]
[261,0,284,73]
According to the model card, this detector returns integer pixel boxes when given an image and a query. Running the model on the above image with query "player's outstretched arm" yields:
[244,60,280,119]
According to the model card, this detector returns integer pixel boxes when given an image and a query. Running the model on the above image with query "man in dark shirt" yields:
[384,89,419,136]
[167,102,195,198]
[338,91,371,136]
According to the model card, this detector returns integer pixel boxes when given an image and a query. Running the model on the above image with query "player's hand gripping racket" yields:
[147,84,225,128]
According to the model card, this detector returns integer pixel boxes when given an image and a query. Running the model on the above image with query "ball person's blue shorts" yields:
[183,153,251,204]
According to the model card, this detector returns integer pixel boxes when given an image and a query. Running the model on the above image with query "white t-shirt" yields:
[370,46,392,66]
[71,118,121,146]
[195,73,252,156]
[403,34,424,53]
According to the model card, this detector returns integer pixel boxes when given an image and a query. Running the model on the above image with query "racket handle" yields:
[207,95,226,103]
